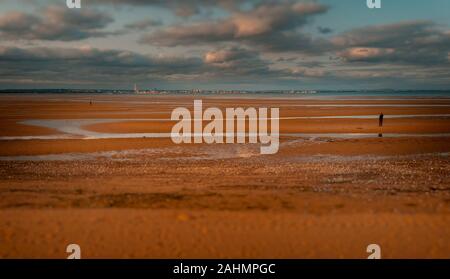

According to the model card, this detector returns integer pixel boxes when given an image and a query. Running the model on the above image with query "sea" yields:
[1,89,450,99]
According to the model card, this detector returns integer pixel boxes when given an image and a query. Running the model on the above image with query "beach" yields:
[0,94,449,258]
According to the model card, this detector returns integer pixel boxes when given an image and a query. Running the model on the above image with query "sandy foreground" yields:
[0,94,449,259]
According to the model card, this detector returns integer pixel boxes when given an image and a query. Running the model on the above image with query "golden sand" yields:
[0,95,449,258]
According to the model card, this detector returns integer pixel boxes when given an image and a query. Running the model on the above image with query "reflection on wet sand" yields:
[0,113,449,140]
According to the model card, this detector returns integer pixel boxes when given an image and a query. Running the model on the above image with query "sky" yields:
[0,0,449,90]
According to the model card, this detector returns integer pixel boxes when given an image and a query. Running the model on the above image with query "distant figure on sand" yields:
[379,113,384,127]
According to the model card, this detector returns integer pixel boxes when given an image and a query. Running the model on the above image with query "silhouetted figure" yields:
[90,100,92,106]
[378,113,384,137]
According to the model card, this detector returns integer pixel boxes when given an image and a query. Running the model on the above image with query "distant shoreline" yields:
[0,89,450,99]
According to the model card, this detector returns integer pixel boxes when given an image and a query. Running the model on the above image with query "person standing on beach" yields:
[379,113,384,127]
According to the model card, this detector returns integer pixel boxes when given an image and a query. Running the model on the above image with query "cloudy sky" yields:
[0,0,449,90]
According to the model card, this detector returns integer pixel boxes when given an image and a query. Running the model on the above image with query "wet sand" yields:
[82,118,450,134]
[0,94,449,258]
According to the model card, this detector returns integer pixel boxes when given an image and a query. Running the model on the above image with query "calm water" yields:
[1,90,450,99]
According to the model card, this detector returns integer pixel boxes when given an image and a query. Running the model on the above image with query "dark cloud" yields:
[0,46,204,86]
[124,19,162,31]
[0,44,332,88]
[0,43,447,89]
[0,6,113,41]
[204,47,277,77]
[317,26,333,34]
[276,57,298,62]
[333,21,450,65]
[140,2,329,53]
[246,31,332,54]
[91,0,267,17]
